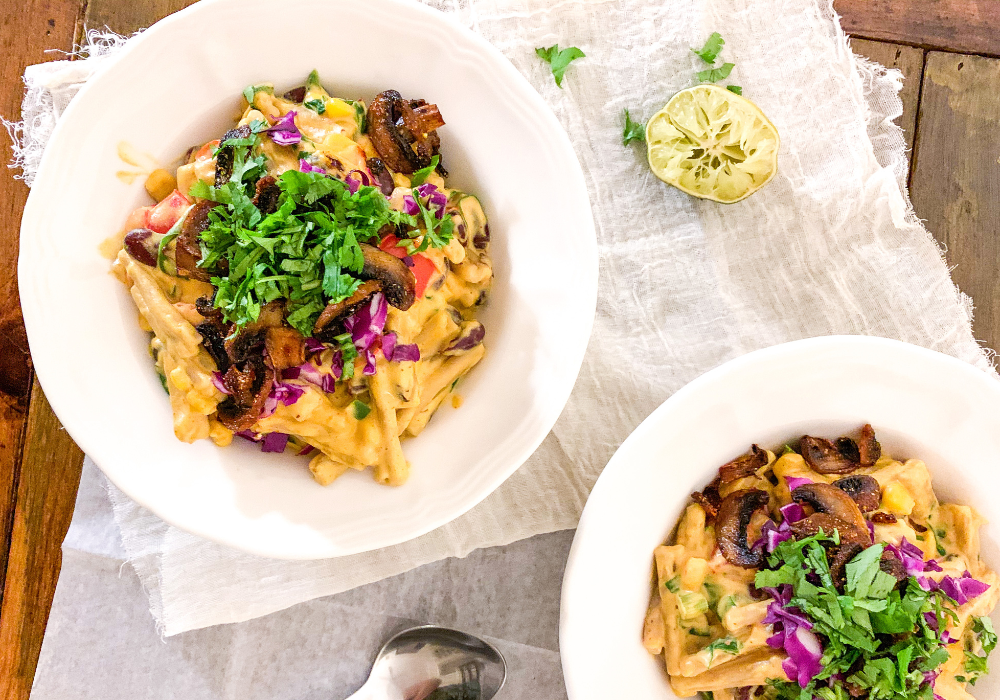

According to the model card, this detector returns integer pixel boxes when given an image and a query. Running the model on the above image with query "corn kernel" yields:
[882,481,915,516]
[209,420,233,447]
[169,366,192,392]
[144,168,177,202]
[681,557,708,591]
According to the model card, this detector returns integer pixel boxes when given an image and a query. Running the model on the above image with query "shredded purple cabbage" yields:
[235,429,261,443]
[382,331,421,363]
[304,337,326,354]
[268,111,301,146]
[762,584,822,687]
[785,476,813,490]
[402,194,419,216]
[299,158,326,175]
[344,293,388,354]
[261,381,305,418]
[779,502,806,524]
[211,372,231,395]
[345,170,370,194]
[261,432,289,453]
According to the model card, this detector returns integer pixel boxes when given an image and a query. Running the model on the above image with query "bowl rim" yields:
[559,335,1000,697]
[18,0,598,558]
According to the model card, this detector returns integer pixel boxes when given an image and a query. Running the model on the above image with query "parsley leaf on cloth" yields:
[535,44,586,88]
[697,62,735,83]
[692,32,725,63]
[621,109,645,146]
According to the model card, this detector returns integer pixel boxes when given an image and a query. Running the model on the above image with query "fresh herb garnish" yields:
[190,131,415,336]
[692,32,725,63]
[726,85,742,95]
[703,636,740,663]
[697,62,735,83]
[757,533,963,699]
[403,189,454,254]
[535,44,586,88]
[304,98,326,115]
[963,616,998,685]
[622,109,645,146]
[242,84,273,106]
[351,399,371,420]
[410,155,439,187]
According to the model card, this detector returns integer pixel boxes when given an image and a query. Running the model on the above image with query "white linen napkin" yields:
[12,0,995,637]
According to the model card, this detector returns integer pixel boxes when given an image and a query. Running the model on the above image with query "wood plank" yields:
[0,2,200,697]
[848,39,924,154]
[0,380,84,700]
[836,0,1000,58]
[910,52,1000,353]
[0,0,83,608]
[85,0,199,35]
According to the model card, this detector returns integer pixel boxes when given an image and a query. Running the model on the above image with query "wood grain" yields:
[0,380,84,700]
[0,2,197,697]
[84,0,199,35]
[0,0,83,609]
[849,40,925,154]
[910,52,1000,354]
[836,0,1000,57]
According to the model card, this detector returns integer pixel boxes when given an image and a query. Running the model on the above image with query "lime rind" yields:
[646,85,780,204]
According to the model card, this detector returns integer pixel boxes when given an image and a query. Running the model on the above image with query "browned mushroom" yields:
[265,326,306,372]
[832,474,881,512]
[216,353,274,431]
[717,489,770,568]
[214,124,252,186]
[359,243,416,310]
[858,423,881,467]
[791,482,868,532]
[174,199,220,281]
[879,549,907,582]
[799,435,859,474]
[252,174,282,215]
[718,444,769,484]
[225,302,285,364]
[788,512,868,545]
[313,280,383,336]
[196,318,231,373]
[367,90,445,175]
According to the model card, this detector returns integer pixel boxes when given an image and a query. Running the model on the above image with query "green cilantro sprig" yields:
[692,32,725,63]
[535,44,585,88]
[189,131,417,336]
[622,109,645,146]
[704,636,740,664]
[756,533,962,700]
[691,32,741,95]
[959,617,998,685]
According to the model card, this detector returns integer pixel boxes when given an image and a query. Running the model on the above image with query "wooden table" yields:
[1,1,999,696]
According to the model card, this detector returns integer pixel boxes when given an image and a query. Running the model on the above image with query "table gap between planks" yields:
[1,0,998,698]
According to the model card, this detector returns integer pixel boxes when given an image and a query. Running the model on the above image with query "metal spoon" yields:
[344,625,507,700]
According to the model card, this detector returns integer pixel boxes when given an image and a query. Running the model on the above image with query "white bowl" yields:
[19,0,597,559]
[560,336,1000,698]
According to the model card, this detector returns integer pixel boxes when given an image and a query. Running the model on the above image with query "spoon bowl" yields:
[346,625,507,700]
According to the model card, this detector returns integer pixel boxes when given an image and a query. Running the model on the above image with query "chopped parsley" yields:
[961,616,998,685]
[351,399,371,420]
[303,98,326,115]
[726,85,743,95]
[189,128,424,336]
[697,62,735,83]
[410,155,439,187]
[692,32,725,63]
[704,636,740,663]
[756,533,961,700]
[621,108,645,146]
[535,44,585,88]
